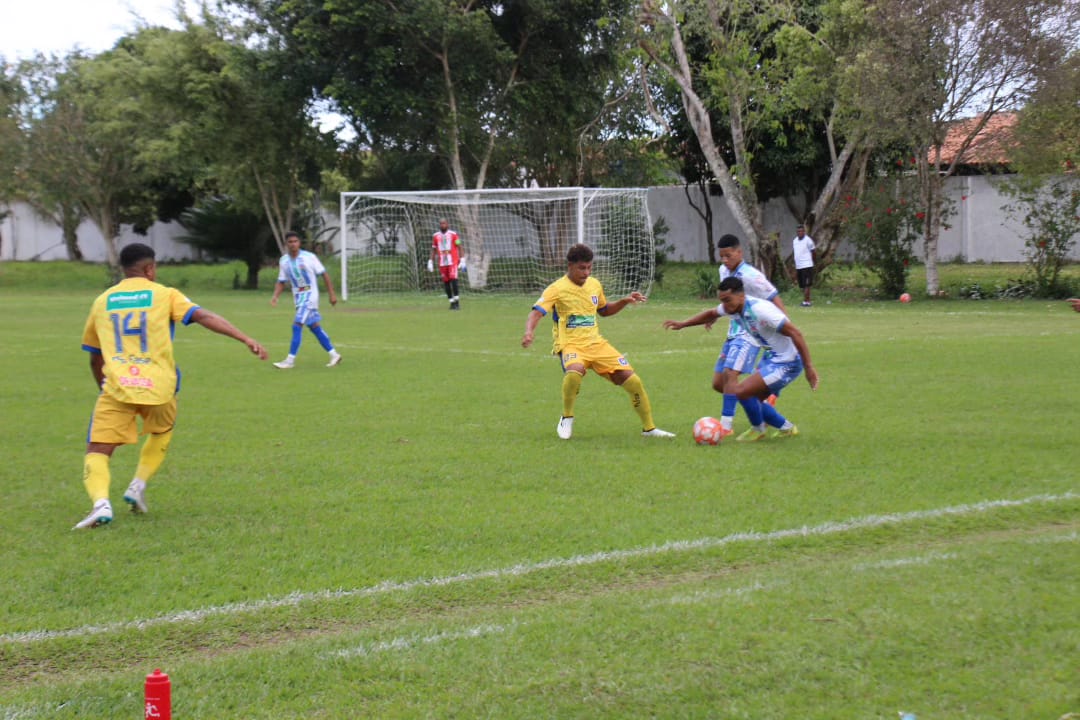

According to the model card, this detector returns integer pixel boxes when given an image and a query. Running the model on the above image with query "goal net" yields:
[339,188,655,299]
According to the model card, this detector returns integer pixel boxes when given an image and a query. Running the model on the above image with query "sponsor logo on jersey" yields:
[106,290,153,311]
[566,314,596,329]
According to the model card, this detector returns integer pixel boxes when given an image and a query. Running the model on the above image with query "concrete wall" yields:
[4,175,1076,264]
[646,175,1080,264]
[0,203,193,262]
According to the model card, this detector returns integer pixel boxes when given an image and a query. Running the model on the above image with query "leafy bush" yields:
[839,170,920,298]
[1002,175,1080,297]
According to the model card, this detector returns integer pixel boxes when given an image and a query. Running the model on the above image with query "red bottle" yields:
[144,668,171,720]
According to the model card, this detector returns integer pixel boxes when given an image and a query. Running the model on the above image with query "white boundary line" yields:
[326,622,513,660]
[3,492,1075,645]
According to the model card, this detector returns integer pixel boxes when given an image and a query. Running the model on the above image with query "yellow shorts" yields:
[559,340,634,377]
[88,392,177,445]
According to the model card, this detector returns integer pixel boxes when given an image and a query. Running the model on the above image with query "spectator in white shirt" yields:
[792,224,817,307]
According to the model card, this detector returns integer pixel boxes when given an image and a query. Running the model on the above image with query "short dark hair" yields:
[566,243,593,264]
[797,224,805,230]
[119,243,155,269]
[717,234,741,250]
[285,231,301,241]
[718,276,744,294]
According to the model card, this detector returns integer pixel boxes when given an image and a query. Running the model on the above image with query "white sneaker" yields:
[73,500,113,530]
[556,416,574,440]
[327,351,342,367]
[123,479,148,514]
[273,359,294,369]
[642,428,676,438]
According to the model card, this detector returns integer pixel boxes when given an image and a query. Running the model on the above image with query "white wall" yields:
[0,203,194,262]
[4,175,1077,264]
[647,175,1080,264]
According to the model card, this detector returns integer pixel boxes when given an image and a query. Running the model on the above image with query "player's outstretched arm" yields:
[663,308,720,331]
[191,308,268,359]
[598,291,646,317]
[1068,298,1080,313]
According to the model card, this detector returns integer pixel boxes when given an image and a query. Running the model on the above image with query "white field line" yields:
[654,580,778,607]
[1023,530,1079,544]
[852,551,958,572]
[2,492,1074,646]
[326,622,512,660]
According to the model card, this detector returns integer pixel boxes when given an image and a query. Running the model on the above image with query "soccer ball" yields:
[899,292,912,303]
[693,416,724,445]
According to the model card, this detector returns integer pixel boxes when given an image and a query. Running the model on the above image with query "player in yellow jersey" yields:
[521,243,674,440]
[74,243,268,529]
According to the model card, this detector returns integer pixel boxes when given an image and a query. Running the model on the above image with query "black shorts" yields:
[796,267,814,289]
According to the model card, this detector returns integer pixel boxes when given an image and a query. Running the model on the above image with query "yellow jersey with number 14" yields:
[81,277,200,405]
[532,275,609,353]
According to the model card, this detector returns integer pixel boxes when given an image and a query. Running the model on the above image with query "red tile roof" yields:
[932,112,1018,167]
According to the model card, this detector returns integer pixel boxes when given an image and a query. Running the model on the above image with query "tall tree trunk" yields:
[61,204,83,261]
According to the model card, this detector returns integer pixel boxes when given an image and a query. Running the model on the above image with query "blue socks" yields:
[311,325,334,352]
[289,324,303,354]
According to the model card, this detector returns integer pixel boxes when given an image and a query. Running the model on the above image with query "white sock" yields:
[720,416,734,430]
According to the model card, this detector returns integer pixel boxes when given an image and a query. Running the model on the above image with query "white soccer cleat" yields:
[642,428,676,438]
[123,479,148,514]
[556,416,574,440]
[73,500,113,530]
[327,351,342,367]
[273,359,294,369]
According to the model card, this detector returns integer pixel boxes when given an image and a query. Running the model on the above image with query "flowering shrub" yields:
[1002,175,1080,297]
[839,171,921,298]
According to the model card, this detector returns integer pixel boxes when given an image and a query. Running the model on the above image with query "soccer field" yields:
[1,288,1078,718]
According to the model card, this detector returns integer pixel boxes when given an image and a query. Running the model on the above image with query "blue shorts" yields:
[757,353,804,393]
[715,337,760,375]
[293,307,323,326]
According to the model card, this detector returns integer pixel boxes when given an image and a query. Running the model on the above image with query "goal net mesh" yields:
[339,188,655,298]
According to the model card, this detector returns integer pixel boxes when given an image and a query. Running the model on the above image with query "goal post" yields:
[339,188,656,299]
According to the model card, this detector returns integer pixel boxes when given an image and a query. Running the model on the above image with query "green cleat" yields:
[735,428,768,443]
[770,424,799,439]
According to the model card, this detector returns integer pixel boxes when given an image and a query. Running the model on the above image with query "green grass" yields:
[1,262,1078,718]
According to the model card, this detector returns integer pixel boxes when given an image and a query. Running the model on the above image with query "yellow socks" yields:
[620,374,656,430]
[83,452,111,503]
[561,371,583,417]
[134,430,173,483]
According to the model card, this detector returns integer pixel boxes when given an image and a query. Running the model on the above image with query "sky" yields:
[1,0,195,60]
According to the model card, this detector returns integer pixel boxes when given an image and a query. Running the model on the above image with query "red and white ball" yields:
[693,416,724,445]
[899,292,912,303]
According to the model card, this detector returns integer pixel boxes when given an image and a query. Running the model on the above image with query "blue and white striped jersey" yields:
[277,250,326,311]
[716,296,798,362]
[719,261,779,341]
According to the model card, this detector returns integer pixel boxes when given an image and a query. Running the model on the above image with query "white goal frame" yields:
[339,187,655,299]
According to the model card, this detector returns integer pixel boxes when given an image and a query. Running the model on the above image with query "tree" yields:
[5,55,90,260]
[862,0,1080,295]
[179,197,275,288]
[1011,51,1080,175]
[638,0,871,276]
[0,58,23,256]
[235,0,647,284]
[103,20,335,257]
